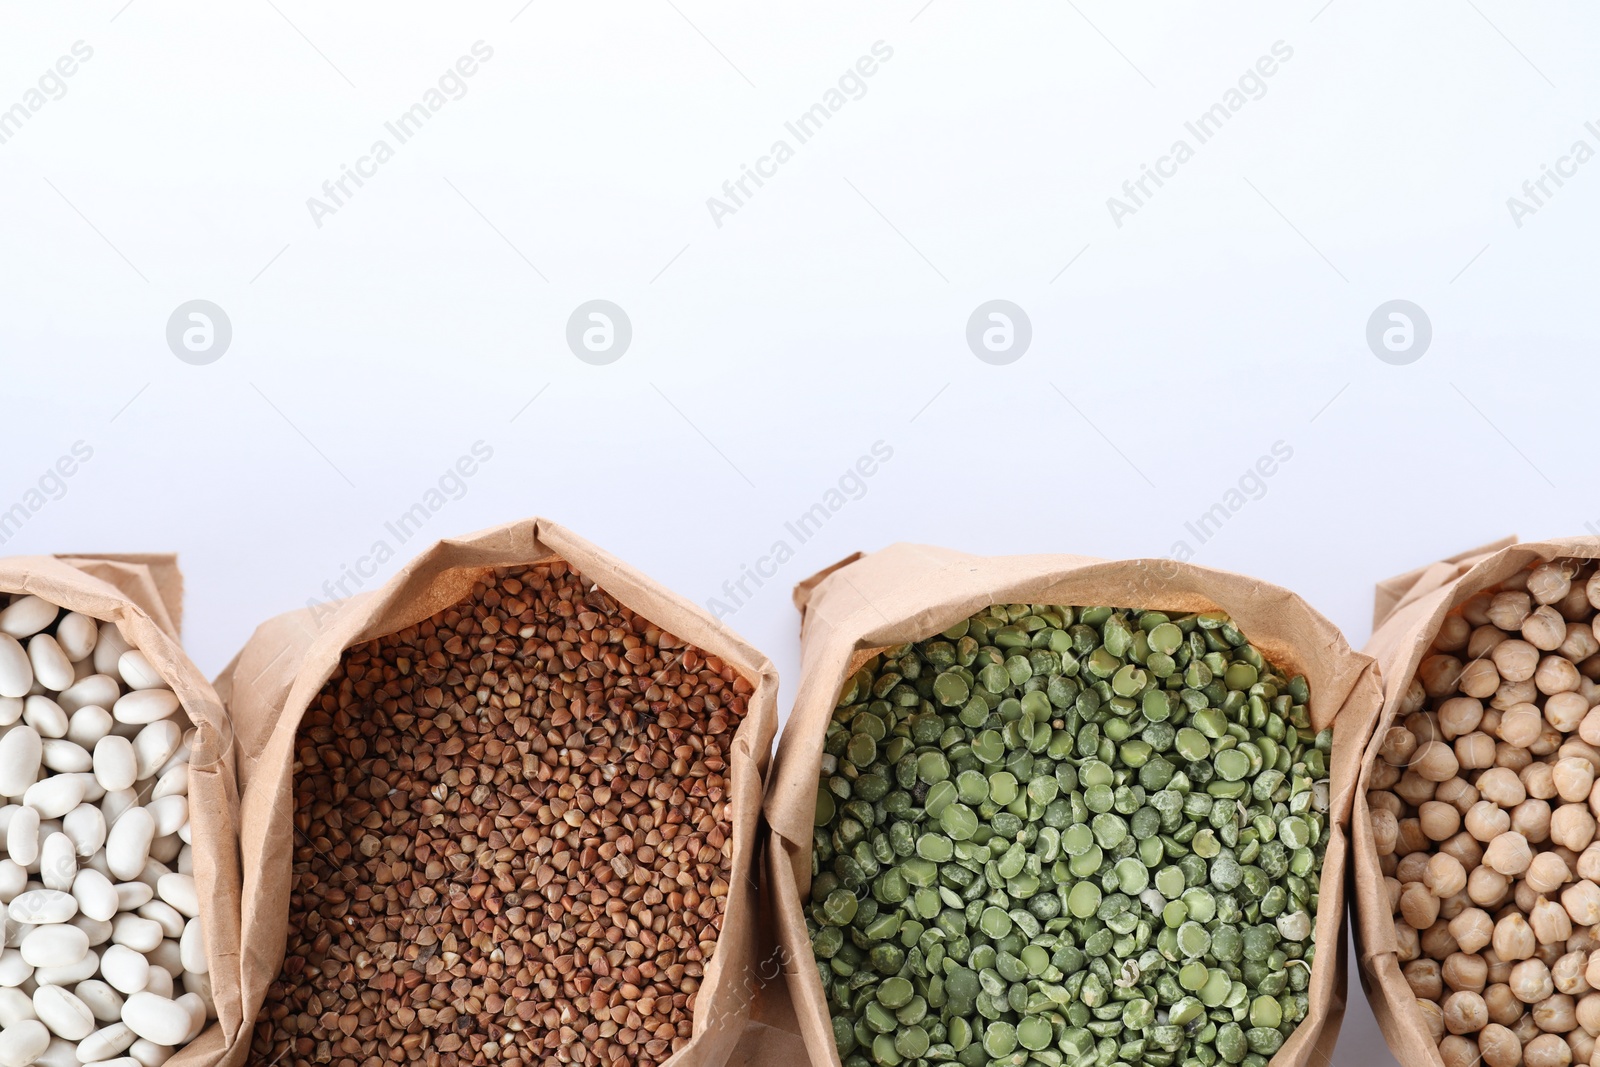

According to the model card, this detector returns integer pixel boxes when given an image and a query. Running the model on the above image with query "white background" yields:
[4,3,1600,1063]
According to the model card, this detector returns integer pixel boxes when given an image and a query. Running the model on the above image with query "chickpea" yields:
[1587,950,1600,992]
[1498,641,1544,684]
[1533,726,1565,758]
[1446,952,1491,993]
[1515,800,1555,844]
[1424,918,1463,961]
[1496,913,1539,961]
[1559,739,1600,774]
[1370,789,1406,818]
[1563,625,1600,669]
[1552,805,1598,852]
[1465,659,1507,699]
[1427,852,1471,899]
[1501,743,1538,773]
[1485,986,1524,1027]
[1493,592,1537,631]
[1473,802,1517,842]
[1373,807,1400,857]
[1487,832,1536,876]
[1438,613,1473,651]
[1485,707,1506,736]
[1381,725,1421,766]
[1562,881,1600,927]
[1465,592,1498,627]
[1578,845,1600,882]
[1407,956,1445,999]
[1527,853,1574,895]
[1371,759,1404,791]
[1531,897,1574,944]
[1536,993,1578,1033]
[1526,762,1560,801]
[1453,908,1498,954]
[1560,760,1600,805]
[1578,992,1600,1035]
[1497,679,1541,713]
[1418,995,1448,1041]
[1514,959,1558,1003]
[1526,606,1571,652]
[1398,919,1422,962]
[1553,951,1592,996]
[1441,1035,1481,1067]
[1471,865,1513,907]
[1411,712,1448,746]
[1382,851,1400,877]
[1569,928,1597,956]
[1564,1031,1592,1066]
[1440,889,1473,921]
[1446,989,1492,1034]
[1540,656,1584,696]
[1404,881,1445,929]
[1488,948,1515,986]
[1535,940,1563,970]
[1418,741,1464,783]
[1479,1021,1523,1067]
[1485,768,1533,808]
[1401,819,1440,857]
[1438,696,1487,739]
[1398,770,1441,806]
[1529,564,1574,606]
[1440,776,1484,813]
[1504,704,1549,748]
[1472,624,1511,659]
[1442,834,1486,873]
[1558,582,1593,623]
[1384,875,1403,912]
[1424,655,1468,699]
[1422,800,1465,841]
[1516,879,1543,915]
[1515,1013,1545,1045]
[1461,732,1502,770]
[1525,1032,1572,1067]
[1402,677,1430,716]
[1399,850,1435,885]
[1588,571,1600,612]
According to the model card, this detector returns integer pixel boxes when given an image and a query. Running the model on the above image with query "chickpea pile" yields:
[1371,558,1600,1067]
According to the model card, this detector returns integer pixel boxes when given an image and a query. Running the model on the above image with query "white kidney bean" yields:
[32,984,93,1040]
[0,598,208,1066]
[26,637,73,694]
[20,924,87,968]
[63,806,104,860]
[64,705,112,750]
[0,1017,50,1067]
[56,675,116,716]
[177,921,204,976]
[109,916,161,954]
[21,697,67,740]
[7,809,38,868]
[98,946,146,995]
[8,890,75,926]
[23,777,83,821]
[0,640,30,702]
[148,767,185,802]
[0,729,40,800]
[74,980,122,1023]
[52,614,96,665]
[0,599,57,641]
[77,1020,134,1061]
[38,740,89,776]
[110,691,177,727]
[104,811,152,883]
[128,1037,172,1066]
[120,991,188,1047]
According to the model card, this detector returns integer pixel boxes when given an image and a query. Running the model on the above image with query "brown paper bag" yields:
[0,554,245,1066]
[1353,535,1600,1067]
[214,518,778,1067]
[758,543,1383,1067]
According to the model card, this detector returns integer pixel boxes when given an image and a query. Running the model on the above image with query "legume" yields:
[251,562,751,1067]
[808,602,1332,1067]
[1368,556,1600,1067]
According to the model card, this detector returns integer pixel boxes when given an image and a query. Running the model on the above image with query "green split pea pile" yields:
[807,603,1335,1067]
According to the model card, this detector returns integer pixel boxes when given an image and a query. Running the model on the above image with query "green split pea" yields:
[807,602,1332,1067]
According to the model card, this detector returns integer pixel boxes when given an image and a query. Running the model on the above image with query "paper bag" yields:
[214,519,778,1067]
[759,543,1383,1067]
[0,553,244,1066]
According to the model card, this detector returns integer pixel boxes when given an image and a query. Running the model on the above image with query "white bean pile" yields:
[0,594,211,1067]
